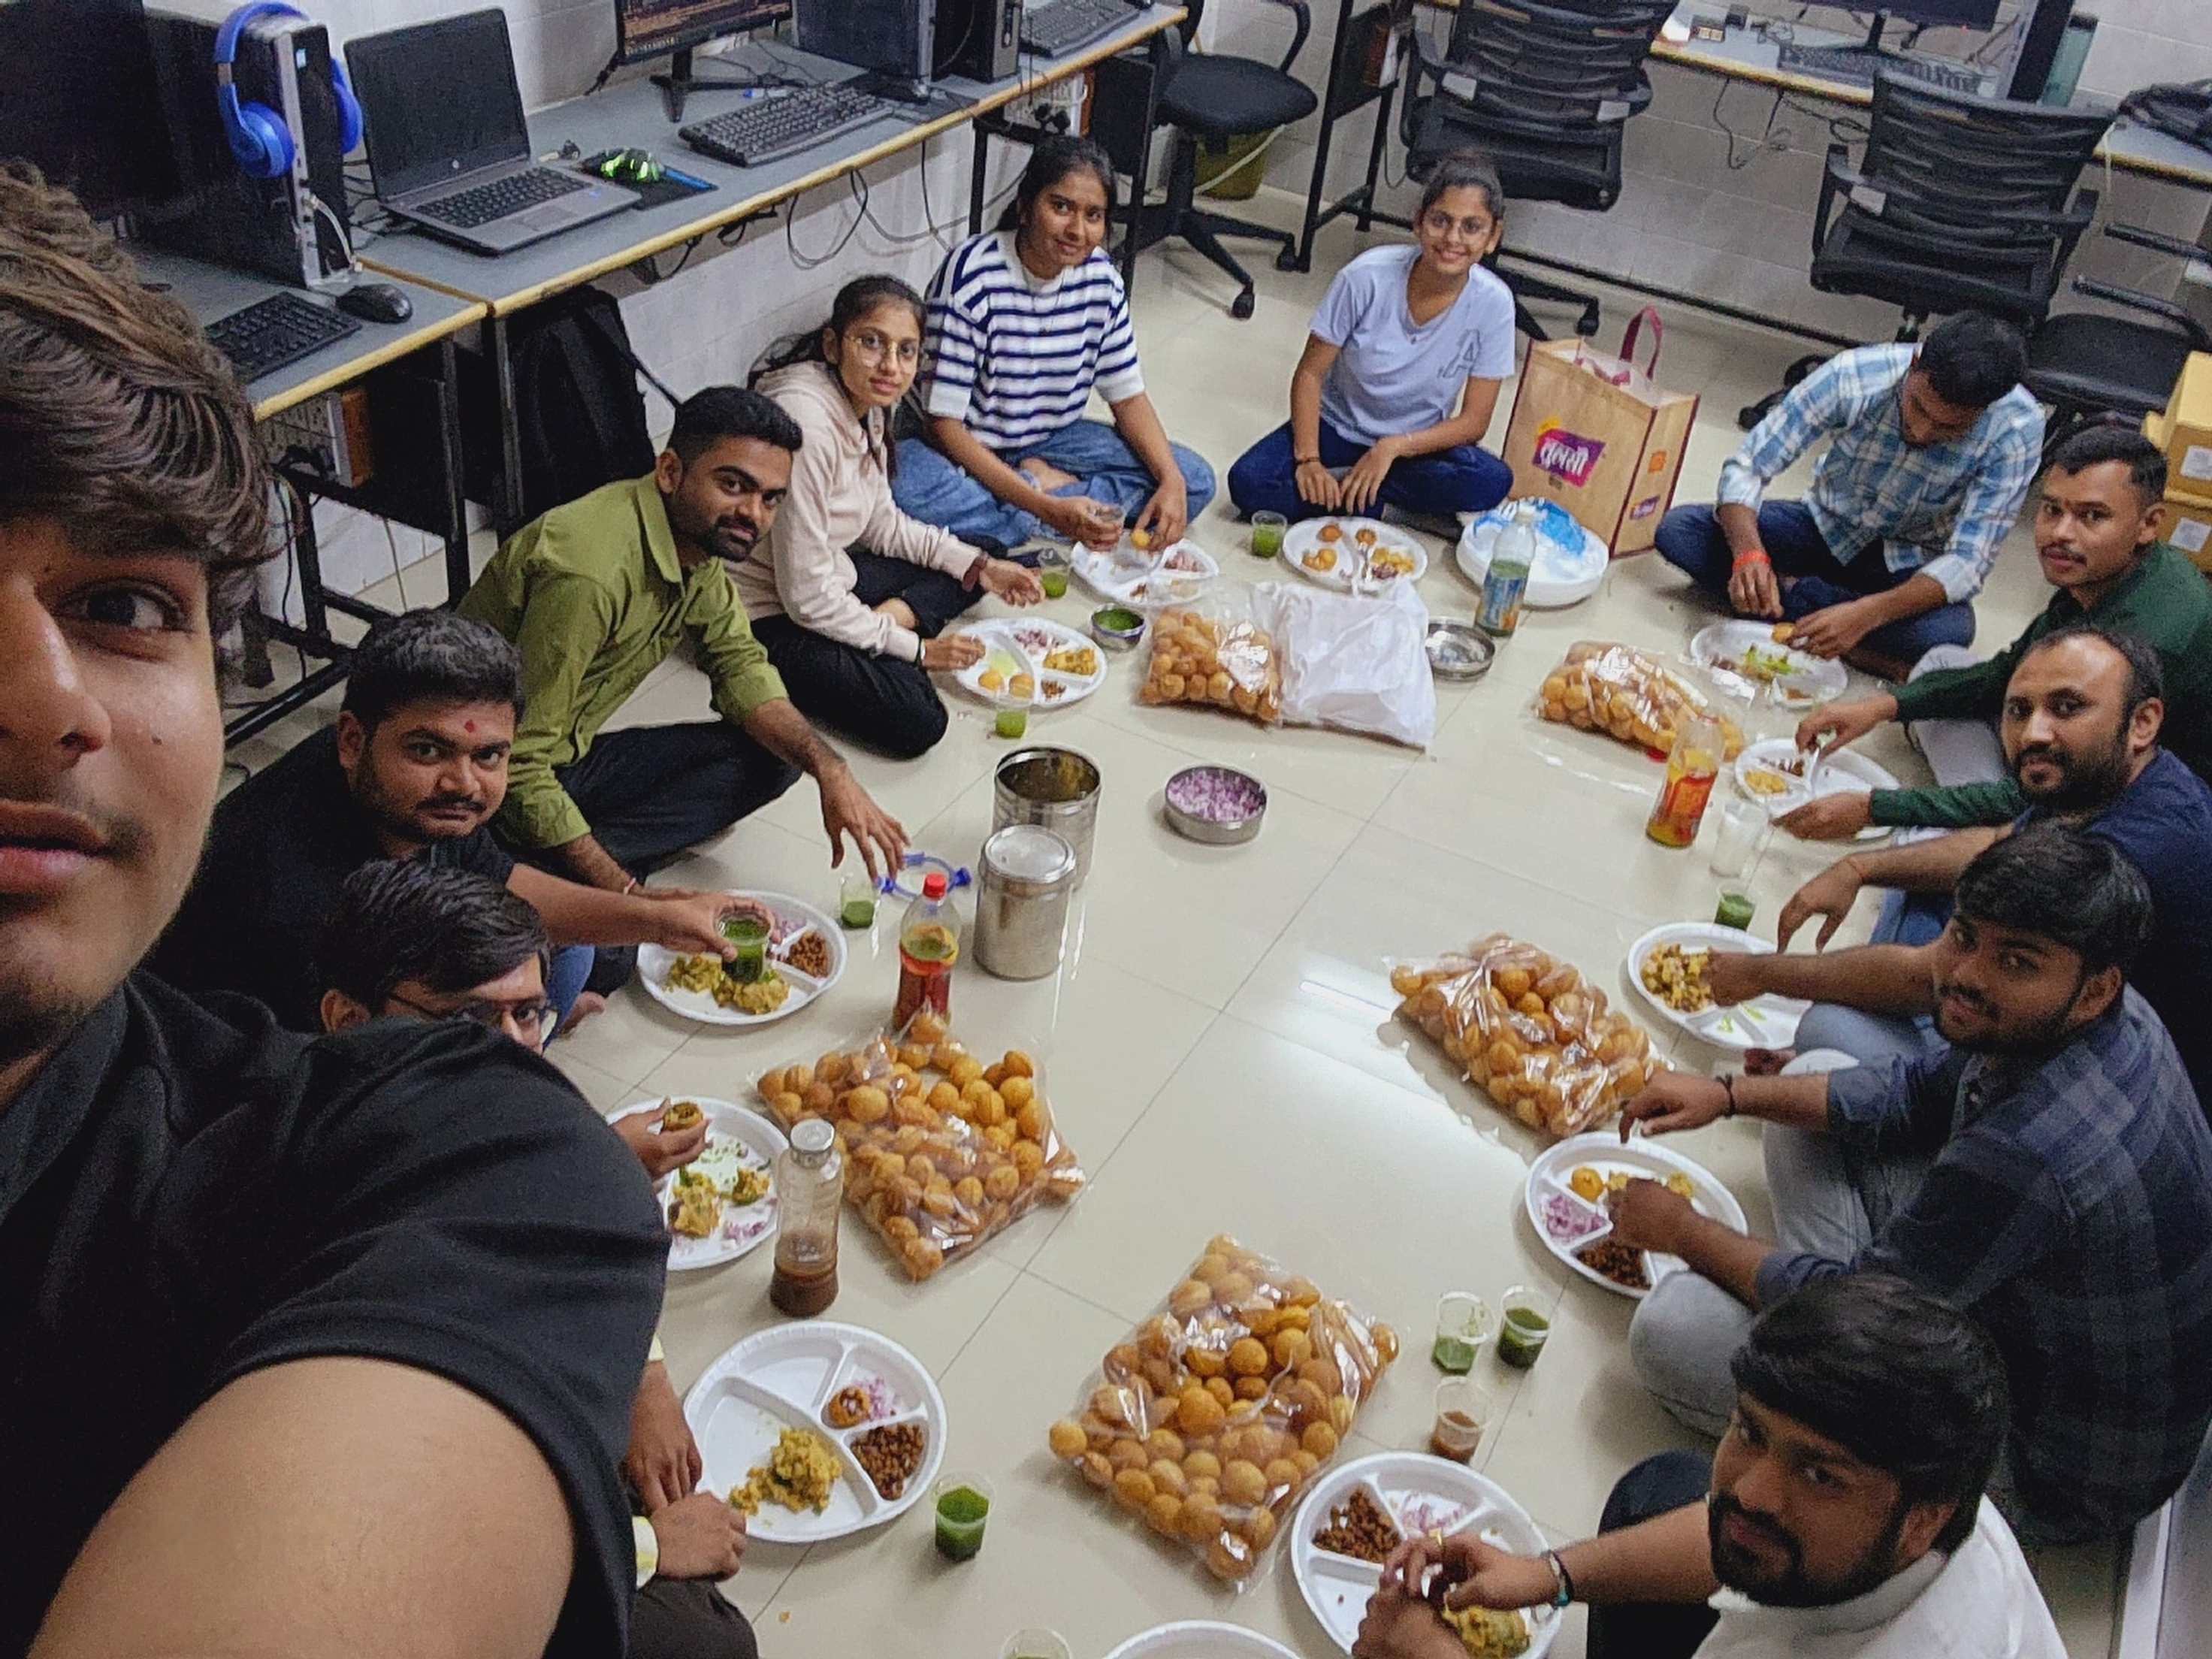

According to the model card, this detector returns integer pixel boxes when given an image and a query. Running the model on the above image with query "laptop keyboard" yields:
[679,83,893,168]
[417,165,591,229]
[1020,0,1132,56]
[1775,44,1987,95]
[204,292,362,385]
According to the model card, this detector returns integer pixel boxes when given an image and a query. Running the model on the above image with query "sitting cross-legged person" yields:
[317,861,758,1659]
[1619,824,2212,1545]
[1354,1276,2061,1659]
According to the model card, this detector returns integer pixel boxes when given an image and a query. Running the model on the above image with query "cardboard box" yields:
[2164,491,2212,573]
[2148,352,2212,503]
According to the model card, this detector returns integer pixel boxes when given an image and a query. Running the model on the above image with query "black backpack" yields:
[464,285,677,527]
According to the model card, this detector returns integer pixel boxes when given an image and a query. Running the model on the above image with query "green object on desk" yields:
[996,706,1029,739]
[1431,1333,1478,1373]
[1715,890,1756,931]
[1039,565,1069,599]
[935,1485,990,1559]
[1497,1307,1550,1370]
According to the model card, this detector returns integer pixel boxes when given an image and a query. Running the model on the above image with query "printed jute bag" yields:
[1500,307,1698,556]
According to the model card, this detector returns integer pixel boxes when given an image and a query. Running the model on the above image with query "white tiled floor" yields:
[257,186,2126,1657]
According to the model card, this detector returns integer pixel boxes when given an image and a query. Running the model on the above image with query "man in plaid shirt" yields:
[1609,823,2212,1545]
[1656,312,2043,680]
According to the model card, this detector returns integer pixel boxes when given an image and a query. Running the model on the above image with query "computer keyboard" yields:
[417,165,591,229]
[680,83,894,168]
[1020,0,1134,57]
[1775,43,1987,95]
[203,292,362,386]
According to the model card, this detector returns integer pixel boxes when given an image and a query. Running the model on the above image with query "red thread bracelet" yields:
[1731,548,1771,572]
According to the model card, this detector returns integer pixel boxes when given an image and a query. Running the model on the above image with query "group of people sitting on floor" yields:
[5,108,2212,1659]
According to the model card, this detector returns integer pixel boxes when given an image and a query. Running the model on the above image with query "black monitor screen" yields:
[0,0,176,219]
[1875,0,2003,27]
[345,9,528,201]
[796,0,927,83]
[615,0,790,64]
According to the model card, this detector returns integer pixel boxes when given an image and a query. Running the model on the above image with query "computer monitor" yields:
[0,0,177,221]
[611,0,790,118]
[796,0,933,101]
[1883,0,2001,23]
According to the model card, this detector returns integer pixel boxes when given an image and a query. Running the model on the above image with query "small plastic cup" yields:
[839,871,878,931]
[1037,550,1070,600]
[719,911,769,983]
[933,1471,993,1560]
[1715,886,1757,932]
[1001,1632,1073,1659]
[1709,796,1768,878]
[1430,1291,1495,1373]
[1250,510,1287,559]
[995,706,1029,739]
[1496,1286,1552,1370]
[1430,1377,1495,1462]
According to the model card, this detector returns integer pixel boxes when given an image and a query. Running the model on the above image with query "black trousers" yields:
[551,721,802,877]
[1586,1450,1721,1659]
[750,548,981,760]
[631,1578,758,1659]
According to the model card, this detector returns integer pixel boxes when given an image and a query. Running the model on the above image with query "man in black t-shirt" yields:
[153,608,763,1033]
[319,863,760,1659]
[0,166,665,1658]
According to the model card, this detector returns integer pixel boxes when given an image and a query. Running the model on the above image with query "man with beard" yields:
[1617,826,2212,1544]
[458,385,906,893]
[1353,1277,2060,1659]
[153,609,758,1036]
[1703,627,2212,1101]
[0,165,662,1656]
[1778,424,2212,839]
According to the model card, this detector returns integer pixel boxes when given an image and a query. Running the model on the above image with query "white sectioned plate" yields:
[1283,516,1429,591]
[956,616,1107,709]
[1525,1132,1747,1301]
[1690,620,1850,708]
[610,1097,784,1271]
[1292,1453,1560,1657]
[1627,921,1807,1052]
[1734,738,1899,843]
[684,1321,947,1545]
[1073,539,1219,609]
[1457,500,1609,607]
[636,892,845,1027]
[1104,1624,1303,1659]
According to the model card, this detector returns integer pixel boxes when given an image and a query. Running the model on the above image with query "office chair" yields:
[1123,0,1319,319]
[1738,72,2111,428]
[1400,0,1675,342]
[2025,223,2212,459]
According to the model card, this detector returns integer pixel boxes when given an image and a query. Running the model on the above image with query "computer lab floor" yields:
[261,187,2123,1658]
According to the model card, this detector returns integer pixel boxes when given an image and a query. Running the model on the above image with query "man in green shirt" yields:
[1781,425,2212,839]
[459,386,905,893]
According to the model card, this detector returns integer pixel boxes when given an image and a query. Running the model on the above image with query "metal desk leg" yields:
[292,483,329,637]
[489,313,524,536]
[969,116,992,235]
[437,336,471,603]
[1295,0,1361,272]
[1356,81,1394,232]
[1123,36,1168,295]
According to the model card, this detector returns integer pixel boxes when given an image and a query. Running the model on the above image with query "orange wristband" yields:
[1731,548,1771,572]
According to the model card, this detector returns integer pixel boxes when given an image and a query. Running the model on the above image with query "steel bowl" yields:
[1091,606,1147,652]
[1425,620,1496,681]
[1162,765,1268,846]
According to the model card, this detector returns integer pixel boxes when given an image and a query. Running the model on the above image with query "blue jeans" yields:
[891,417,1216,547]
[544,944,594,1035]
[1653,500,1975,666]
[1225,418,1513,524]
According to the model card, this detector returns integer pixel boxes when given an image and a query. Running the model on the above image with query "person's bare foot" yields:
[1742,1047,1795,1077]
[1019,456,1080,492]
[873,597,920,630]
[557,991,607,1038]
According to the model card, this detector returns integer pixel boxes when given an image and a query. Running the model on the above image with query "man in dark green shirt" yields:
[458,386,906,893]
[1781,426,2212,839]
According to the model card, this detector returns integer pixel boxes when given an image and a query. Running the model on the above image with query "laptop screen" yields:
[346,9,528,201]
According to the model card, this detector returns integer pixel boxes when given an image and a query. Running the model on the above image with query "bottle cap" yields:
[792,1117,836,1156]
[923,871,949,899]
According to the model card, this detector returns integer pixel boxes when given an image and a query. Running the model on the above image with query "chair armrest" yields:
[2105,222,2207,262]
[2051,188,2098,268]
[1258,0,1313,75]
[1814,142,1857,254]
[2069,276,2212,352]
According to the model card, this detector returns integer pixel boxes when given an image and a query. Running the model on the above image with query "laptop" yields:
[345,10,636,255]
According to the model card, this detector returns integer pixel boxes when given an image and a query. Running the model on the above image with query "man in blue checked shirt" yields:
[1655,313,2043,681]
[1607,823,2212,1546]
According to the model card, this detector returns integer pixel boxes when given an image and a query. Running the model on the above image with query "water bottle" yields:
[1478,502,1537,638]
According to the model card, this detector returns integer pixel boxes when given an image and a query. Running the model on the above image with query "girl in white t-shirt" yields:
[1228,151,1518,527]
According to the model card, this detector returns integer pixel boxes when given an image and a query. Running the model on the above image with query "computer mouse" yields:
[337,283,413,325]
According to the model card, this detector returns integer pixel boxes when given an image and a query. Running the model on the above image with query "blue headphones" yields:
[214,2,361,179]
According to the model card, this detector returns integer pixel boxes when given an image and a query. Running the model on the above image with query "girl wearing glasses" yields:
[744,274,1042,760]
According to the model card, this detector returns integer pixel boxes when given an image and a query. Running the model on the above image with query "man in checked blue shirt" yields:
[1604,823,2212,1545]
[1655,313,2044,681]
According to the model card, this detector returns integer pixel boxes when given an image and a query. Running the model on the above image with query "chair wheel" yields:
[1274,245,1301,272]
[1576,304,1601,337]
[1231,287,1256,320]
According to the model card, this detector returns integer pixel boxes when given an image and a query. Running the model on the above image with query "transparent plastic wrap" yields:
[1045,1234,1399,1587]
[1140,597,1284,724]
[1392,935,1662,1139]
[756,1010,1083,1280]
[1536,641,1744,760]
[1255,579,1436,749]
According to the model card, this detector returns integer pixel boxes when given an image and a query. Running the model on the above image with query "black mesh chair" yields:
[1123,0,1319,320]
[1401,0,1675,340]
[2026,223,2212,459]
[1739,73,2111,428]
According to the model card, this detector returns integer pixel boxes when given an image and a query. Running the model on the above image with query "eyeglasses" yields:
[846,328,920,365]
[385,991,559,1050]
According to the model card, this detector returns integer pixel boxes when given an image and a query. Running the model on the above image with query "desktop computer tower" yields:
[141,9,351,288]
[936,0,1022,81]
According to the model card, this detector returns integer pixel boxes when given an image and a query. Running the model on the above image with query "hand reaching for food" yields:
[1794,694,1894,756]
[1775,860,1867,950]
[1775,790,1873,842]
[1618,1072,1731,1140]
[920,632,985,672]
[1605,1177,1697,1255]
[648,1490,748,1582]
[614,1106,711,1180]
